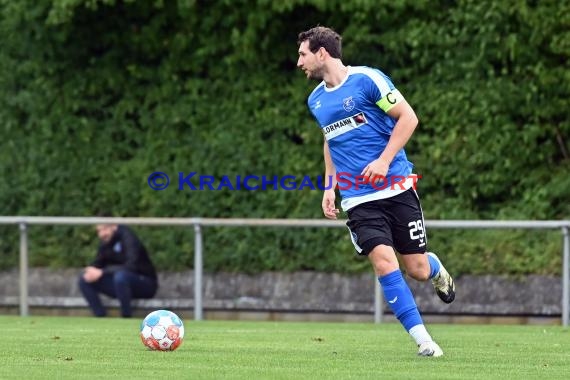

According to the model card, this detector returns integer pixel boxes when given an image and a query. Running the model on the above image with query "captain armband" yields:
[376,89,404,112]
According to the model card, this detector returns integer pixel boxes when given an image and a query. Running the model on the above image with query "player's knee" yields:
[368,245,399,275]
[113,270,130,286]
[406,263,430,281]
[373,260,399,275]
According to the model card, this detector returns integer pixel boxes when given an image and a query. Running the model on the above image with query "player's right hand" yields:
[322,190,340,219]
[83,266,103,283]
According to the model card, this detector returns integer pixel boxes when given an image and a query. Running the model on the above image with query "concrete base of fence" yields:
[0,268,564,324]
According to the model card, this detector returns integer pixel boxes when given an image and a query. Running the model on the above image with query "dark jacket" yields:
[91,225,158,281]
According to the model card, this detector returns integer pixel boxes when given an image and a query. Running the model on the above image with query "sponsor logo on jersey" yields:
[322,112,368,140]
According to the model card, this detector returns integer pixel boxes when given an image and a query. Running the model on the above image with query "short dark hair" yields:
[297,26,342,59]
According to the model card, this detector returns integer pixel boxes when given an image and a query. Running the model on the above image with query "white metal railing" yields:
[0,217,569,326]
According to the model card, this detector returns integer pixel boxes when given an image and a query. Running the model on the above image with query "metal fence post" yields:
[374,276,383,323]
[193,223,203,321]
[19,223,29,317]
[562,227,569,328]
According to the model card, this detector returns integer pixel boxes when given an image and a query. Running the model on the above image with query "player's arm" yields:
[323,139,338,189]
[322,140,339,219]
[379,98,418,164]
[83,246,105,282]
[361,90,418,179]
[89,246,105,268]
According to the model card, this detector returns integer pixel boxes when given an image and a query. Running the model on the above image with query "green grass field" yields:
[1,315,568,380]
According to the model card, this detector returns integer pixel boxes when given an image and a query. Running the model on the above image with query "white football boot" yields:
[417,341,444,357]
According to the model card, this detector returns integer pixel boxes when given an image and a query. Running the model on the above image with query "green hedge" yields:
[0,0,568,275]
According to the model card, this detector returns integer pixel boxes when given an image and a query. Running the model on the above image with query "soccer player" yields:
[297,26,455,357]
[78,222,158,318]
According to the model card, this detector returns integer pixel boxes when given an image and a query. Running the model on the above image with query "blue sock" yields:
[427,254,440,279]
[379,269,423,332]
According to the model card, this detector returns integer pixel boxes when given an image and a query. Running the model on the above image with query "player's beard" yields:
[308,66,325,81]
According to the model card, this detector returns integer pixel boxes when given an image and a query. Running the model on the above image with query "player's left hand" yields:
[361,158,390,184]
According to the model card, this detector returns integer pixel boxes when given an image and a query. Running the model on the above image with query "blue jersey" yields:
[307,66,414,209]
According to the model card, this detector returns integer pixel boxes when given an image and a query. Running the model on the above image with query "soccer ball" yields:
[140,310,185,351]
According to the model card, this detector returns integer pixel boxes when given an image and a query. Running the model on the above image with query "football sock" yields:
[427,253,441,279]
[409,324,433,345]
[378,269,423,332]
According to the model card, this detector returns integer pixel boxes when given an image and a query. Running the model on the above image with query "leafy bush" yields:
[0,0,568,274]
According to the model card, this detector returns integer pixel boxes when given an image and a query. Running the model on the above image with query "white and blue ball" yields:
[140,309,184,351]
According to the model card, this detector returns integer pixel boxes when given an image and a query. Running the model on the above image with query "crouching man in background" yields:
[79,222,158,318]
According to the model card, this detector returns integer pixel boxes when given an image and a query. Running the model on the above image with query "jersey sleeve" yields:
[363,68,404,113]
[376,88,404,112]
[90,244,106,268]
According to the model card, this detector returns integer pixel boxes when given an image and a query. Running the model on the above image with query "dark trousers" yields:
[78,270,158,317]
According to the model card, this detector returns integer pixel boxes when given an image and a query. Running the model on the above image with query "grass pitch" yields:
[1,315,568,380]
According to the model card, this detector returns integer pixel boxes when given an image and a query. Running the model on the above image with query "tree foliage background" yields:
[1,0,568,275]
